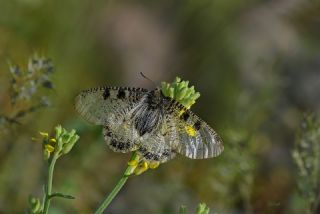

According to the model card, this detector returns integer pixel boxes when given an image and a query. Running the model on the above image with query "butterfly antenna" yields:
[140,72,156,87]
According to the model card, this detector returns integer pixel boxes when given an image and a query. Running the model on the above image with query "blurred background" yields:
[0,0,320,213]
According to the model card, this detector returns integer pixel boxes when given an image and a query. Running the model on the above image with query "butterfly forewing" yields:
[75,87,148,126]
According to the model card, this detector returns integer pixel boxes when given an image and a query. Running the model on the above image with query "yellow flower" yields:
[149,161,160,169]
[126,154,160,176]
[39,131,49,138]
[127,160,138,166]
[45,144,55,153]
[49,138,57,143]
[134,161,149,175]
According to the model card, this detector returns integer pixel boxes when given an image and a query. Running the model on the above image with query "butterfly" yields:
[75,86,223,163]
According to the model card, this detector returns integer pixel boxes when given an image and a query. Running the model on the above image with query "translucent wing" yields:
[136,114,179,163]
[75,86,148,126]
[135,134,175,163]
[103,122,139,153]
[76,86,149,154]
[174,109,224,159]
[134,102,223,162]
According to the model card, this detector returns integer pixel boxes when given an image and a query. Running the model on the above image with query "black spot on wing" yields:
[102,88,110,100]
[138,147,147,153]
[110,139,117,147]
[137,146,174,162]
[162,149,171,157]
[194,120,202,130]
[105,131,112,137]
[181,111,190,121]
[144,152,154,160]
[117,88,126,99]
[109,139,132,151]
[153,154,160,161]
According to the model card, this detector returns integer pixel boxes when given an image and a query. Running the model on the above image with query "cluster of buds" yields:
[161,77,200,109]
[39,125,80,160]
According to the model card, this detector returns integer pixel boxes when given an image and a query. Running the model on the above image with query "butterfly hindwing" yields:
[174,109,224,159]
[136,114,179,163]
[75,87,148,126]
[103,124,138,153]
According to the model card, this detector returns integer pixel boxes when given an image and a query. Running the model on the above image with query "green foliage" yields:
[292,114,320,213]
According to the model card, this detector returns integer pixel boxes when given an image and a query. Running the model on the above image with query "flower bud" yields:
[55,125,63,139]
[161,77,200,109]
[61,134,79,154]
[28,196,41,213]
[43,149,51,160]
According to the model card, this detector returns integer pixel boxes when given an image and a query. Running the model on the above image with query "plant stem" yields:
[94,152,138,214]
[43,154,58,214]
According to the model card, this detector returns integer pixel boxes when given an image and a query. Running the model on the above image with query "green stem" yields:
[94,152,138,214]
[43,154,58,214]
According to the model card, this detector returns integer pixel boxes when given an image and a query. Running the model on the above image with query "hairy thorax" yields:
[132,89,170,136]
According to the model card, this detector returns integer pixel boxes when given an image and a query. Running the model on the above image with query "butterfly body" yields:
[75,86,223,163]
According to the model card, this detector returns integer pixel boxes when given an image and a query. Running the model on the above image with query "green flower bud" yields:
[160,77,200,109]
[43,149,51,160]
[61,135,79,154]
[55,125,63,139]
[69,134,80,145]
[28,196,41,213]
[69,129,76,137]
[196,203,210,214]
[176,87,188,101]
[61,133,71,144]
[169,88,174,98]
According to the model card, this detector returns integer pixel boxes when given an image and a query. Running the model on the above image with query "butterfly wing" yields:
[174,110,224,159]
[134,98,223,162]
[136,133,176,163]
[75,86,148,126]
[103,122,139,153]
[136,114,179,163]
[76,86,149,153]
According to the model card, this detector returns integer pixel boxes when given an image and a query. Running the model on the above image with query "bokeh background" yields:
[0,0,320,213]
